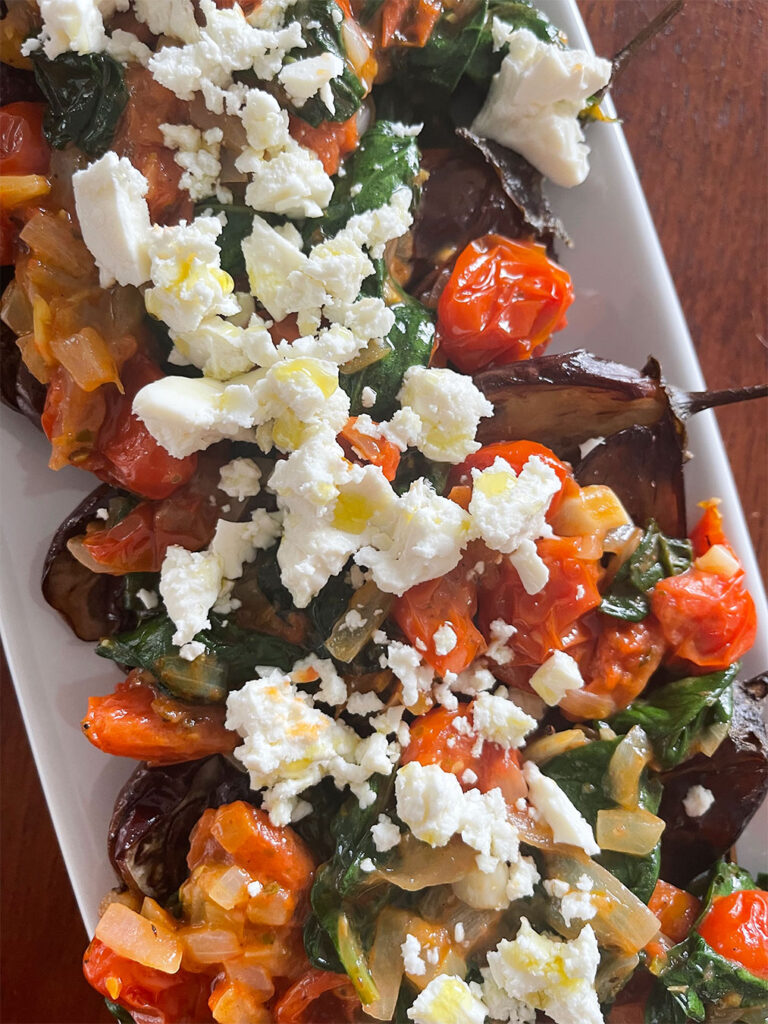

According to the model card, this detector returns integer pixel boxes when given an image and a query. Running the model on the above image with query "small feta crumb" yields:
[219,457,263,500]
[472,692,536,750]
[346,691,385,716]
[461,769,478,786]
[433,623,458,657]
[360,857,376,873]
[683,784,715,818]
[361,386,377,408]
[485,619,517,666]
[246,880,263,898]
[160,546,223,646]
[179,640,206,661]
[95,507,109,520]
[401,933,426,976]
[523,761,600,856]
[371,813,401,853]
[454,922,466,944]
[529,651,584,706]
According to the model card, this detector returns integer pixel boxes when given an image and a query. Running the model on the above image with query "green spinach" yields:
[194,200,254,277]
[104,999,136,1024]
[647,860,768,1023]
[32,52,127,156]
[600,520,692,622]
[286,0,365,126]
[407,0,559,94]
[97,612,304,697]
[608,663,738,770]
[543,739,662,902]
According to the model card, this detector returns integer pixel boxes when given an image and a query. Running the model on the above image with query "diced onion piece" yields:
[605,726,652,808]
[16,332,52,384]
[596,808,666,856]
[154,653,229,704]
[543,850,660,954]
[140,897,178,932]
[603,524,643,556]
[223,957,274,999]
[181,926,241,966]
[94,901,182,974]
[550,485,631,541]
[694,543,740,578]
[20,210,94,275]
[524,729,589,766]
[0,173,50,208]
[417,889,503,955]
[1,278,33,335]
[378,835,478,891]
[49,326,122,393]
[340,336,392,375]
[325,579,393,662]
[695,720,730,757]
[204,865,252,911]
[366,908,408,1020]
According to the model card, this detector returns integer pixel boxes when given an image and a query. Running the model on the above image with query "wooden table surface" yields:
[1,2,766,1022]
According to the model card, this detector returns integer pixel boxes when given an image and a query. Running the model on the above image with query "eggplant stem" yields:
[679,384,768,416]
[592,0,685,103]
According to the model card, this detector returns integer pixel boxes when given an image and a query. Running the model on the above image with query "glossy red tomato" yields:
[698,890,768,980]
[651,568,757,671]
[274,969,360,1023]
[392,562,486,676]
[449,440,576,519]
[289,114,359,176]
[402,705,527,805]
[0,102,50,175]
[83,939,213,1024]
[82,671,238,764]
[339,416,401,481]
[477,534,602,671]
[437,235,573,373]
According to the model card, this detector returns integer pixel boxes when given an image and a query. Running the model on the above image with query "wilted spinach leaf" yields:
[312,119,422,241]
[600,519,692,621]
[608,663,738,771]
[392,449,450,497]
[194,200,254,277]
[647,860,768,1023]
[407,0,559,94]
[286,0,365,126]
[305,776,397,1002]
[543,738,662,902]
[32,52,127,156]
[104,999,136,1024]
[97,612,304,696]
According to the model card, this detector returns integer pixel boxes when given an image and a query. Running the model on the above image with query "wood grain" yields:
[1,3,766,1021]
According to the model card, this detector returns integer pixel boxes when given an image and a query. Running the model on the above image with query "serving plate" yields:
[1,0,766,950]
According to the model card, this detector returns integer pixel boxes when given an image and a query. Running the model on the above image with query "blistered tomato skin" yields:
[0,102,50,175]
[698,890,768,980]
[437,234,574,373]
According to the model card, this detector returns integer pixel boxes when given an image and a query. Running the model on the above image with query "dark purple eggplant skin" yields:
[575,420,687,538]
[0,61,44,106]
[41,484,130,641]
[658,673,768,888]
[108,755,252,903]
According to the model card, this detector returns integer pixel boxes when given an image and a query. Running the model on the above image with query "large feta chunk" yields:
[160,546,223,646]
[395,762,465,847]
[485,918,604,1024]
[472,693,537,750]
[469,455,560,558]
[170,315,275,380]
[523,761,600,856]
[398,366,493,464]
[529,651,584,706]
[28,0,107,59]
[472,28,611,188]
[134,0,200,43]
[407,975,488,1024]
[278,52,344,110]
[72,152,151,288]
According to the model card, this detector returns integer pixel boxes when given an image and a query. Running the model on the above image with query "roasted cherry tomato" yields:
[645,879,701,959]
[477,534,602,672]
[392,562,486,676]
[690,499,729,557]
[698,889,768,980]
[83,939,213,1024]
[82,671,238,764]
[0,102,50,175]
[402,704,527,806]
[339,416,401,481]
[449,440,576,519]
[437,235,573,373]
[289,113,359,176]
[378,0,443,48]
[274,969,360,1022]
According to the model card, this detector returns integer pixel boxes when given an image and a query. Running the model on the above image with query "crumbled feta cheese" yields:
[94,507,109,520]
[209,510,281,579]
[135,588,159,610]
[105,28,151,66]
[408,975,488,1024]
[72,152,151,288]
[346,691,385,715]
[278,52,344,109]
[28,0,108,59]
[477,968,536,1024]
[219,457,262,500]
[160,123,230,203]
[385,641,434,708]
[360,857,375,873]
[356,478,471,595]
[508,538,550,596]
[529,651,585,706]
[292,655,348,706]
[485,619,516,666]
[523,761,600,856]
[227,669,395,825]
[433,623,458,656]
[160,546,222,646]
[371,814,401,852]
[486,919,603,1024]
[472,28,611,188]
[361,386,377,408]
[145,216,238,333]
[462,768,478,786]
[402,933,426,977]
[683,784,715,818]
[472,693,537,750]
[246,880,263,898]
[454,922,466,944]
[134,0,199,43]
[170,315,275,380]
[179,640,206,662]
[398,366,493,463]
[469,455,560,568]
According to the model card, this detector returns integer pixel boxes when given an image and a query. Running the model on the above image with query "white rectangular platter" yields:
[1,0,766,940]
